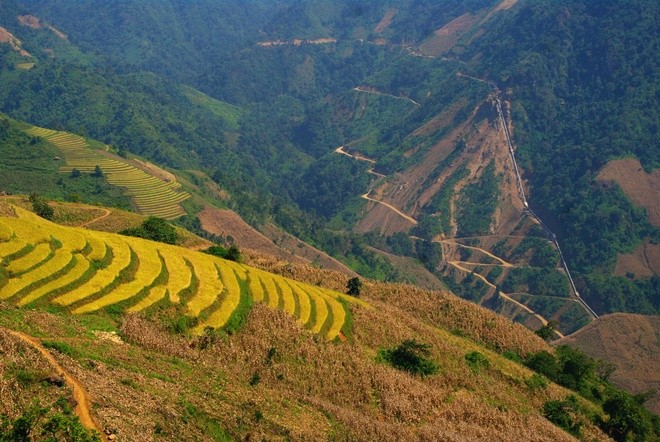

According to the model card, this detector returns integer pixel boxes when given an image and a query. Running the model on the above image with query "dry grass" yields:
[242,250,550,356]
[559,313,660,414]
[0,282,612,442]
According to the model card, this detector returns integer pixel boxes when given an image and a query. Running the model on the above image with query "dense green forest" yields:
[0,0,657,315]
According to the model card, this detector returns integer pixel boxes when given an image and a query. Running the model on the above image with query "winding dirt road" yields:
[79,208,111,228]
[352,86,421,106]
[361,192,418,225]
[439,239,514,267]
[2,328,106,440]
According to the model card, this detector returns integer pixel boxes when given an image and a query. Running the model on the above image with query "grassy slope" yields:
[0,202,616,440]
[0,299,609,441]
[558,313,660,415]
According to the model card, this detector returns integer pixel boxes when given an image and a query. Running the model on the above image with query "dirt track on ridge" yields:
[2,328,105,439]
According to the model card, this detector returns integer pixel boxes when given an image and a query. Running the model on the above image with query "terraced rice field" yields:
[0,207,366,340]
[28,126,189,219]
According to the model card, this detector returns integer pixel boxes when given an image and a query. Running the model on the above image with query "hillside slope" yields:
[0,0,656,338]
[559,313,660,415]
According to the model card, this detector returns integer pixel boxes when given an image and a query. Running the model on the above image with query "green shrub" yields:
[377,339,439,378]
[203,244,241,262]
[543,396,582,437]
[525,373,548,391]
[465,351,490,372]
[42,341,77,358]
[121,216,178,245]
[0,397,101,441]
[29,193,54,220]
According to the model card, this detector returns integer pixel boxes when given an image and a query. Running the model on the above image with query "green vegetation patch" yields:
[377,339,439,378]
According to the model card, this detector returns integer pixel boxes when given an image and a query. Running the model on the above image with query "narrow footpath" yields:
[2,328,106,440]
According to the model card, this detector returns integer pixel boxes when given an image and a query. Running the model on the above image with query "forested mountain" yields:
[0,0,657,333]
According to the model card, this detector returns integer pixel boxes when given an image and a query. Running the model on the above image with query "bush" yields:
[203,244,241,262]
[121,216,178,244]
[29,193,54,220]
[465,351,490,372]
[346,277,362,297]
[377,339,439,377]
[0,398,101,441]
[543,396,582,437]
[525,373,549,391]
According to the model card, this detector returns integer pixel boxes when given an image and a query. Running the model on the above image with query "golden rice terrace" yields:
[28,126,190,220]
[0,206,365,339]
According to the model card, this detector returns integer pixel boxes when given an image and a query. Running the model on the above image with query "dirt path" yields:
[439,239,513,267]
[447,261,564,338]
[78,208,111,228]
[499,293,564,338]
[334,146,377,164]
[2,328,106,439]
[352,86,420,106]
[361,192,418,225]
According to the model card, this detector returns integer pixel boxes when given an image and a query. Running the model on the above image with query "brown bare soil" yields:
[418,13,481,56]
[18,15,67,40]
[198,205,305,261]
[17,15,41,29]
[0,200,16,217]
[374,8,398,33]
[356,96,525,236]
[614,242,660,278]
[260,223,358,276]
[597,158,660,226]
[411,99,466,137]
[198,205,356,275]
[131,159,178,184]
[0,26,31,57]
[558,313,660,414]
[494,0,519,12]
[365,246,447,291]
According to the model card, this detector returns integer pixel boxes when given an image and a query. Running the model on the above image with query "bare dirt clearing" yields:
[614,242,660,278]
[199,206,356,275]
[374,8,397,33]
[597,158,659,226]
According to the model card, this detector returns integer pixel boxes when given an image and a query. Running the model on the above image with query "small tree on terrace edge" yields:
[29,192,54,220]
[120,216,178,245]
[346,277,362,297]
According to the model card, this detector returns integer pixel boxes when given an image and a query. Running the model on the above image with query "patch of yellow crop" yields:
[0,222,12,241]
[194,264,242,331]
[53,235,132,306]
[6,242,52,274]
[51,227,86,253]
[12,206,87,252]
[260,272,280,309]
[73,238,162,314]
[185,254,224,316]
[1,217,50,244]
[83,235,107,262]
[222,259,248,280]
[274,277,296,316]
[19,254,90,305]
[1,250,73,300]
[318,291,346,341]
[127,285,167,312]
[158,247,191,303]
[246,269,265,302]
[287,280,311,326]
[0,239,27,259]
[303,285,329,334]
